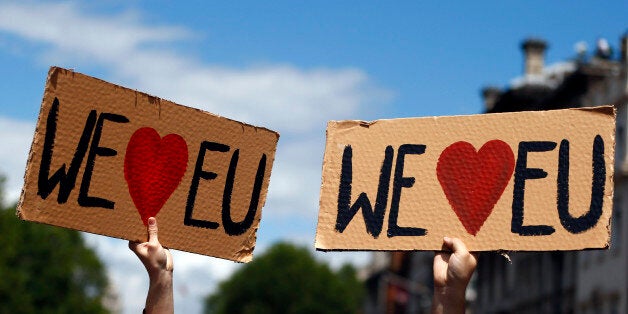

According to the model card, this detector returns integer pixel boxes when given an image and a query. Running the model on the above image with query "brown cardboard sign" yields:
[315,107,615,251]
[18,67,279,262]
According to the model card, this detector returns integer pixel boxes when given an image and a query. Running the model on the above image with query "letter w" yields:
[335,145,393,238]
[38,97,97,203]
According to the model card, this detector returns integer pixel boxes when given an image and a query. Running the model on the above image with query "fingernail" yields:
[443,236,451,242]
[148,217,156,226]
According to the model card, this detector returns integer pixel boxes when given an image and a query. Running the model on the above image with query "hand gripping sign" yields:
[18,67,279,262]
[316,107,615,251]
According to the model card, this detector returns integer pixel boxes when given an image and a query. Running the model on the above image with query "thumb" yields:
[448,237,469,255]
[147,217,159,243]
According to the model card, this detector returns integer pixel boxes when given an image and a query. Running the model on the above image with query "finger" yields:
[434,252,449,265]
[442,236,454,251]
[448,237,469,255]
[128,240,139,251]
[147,217,159,244]
[432,252,449,286]
[128,241,143,256]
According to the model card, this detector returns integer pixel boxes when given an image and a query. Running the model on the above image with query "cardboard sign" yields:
[18,67,279,262]
[315,107,615,251]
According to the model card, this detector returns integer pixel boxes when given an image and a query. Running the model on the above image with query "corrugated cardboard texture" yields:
[18,67,279,262]
[316,107,615,251]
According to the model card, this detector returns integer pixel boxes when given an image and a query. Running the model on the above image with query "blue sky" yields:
[0,1,626,313]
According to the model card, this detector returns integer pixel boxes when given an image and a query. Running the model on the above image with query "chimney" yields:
[521,38,548,75]
[481,86,501,112]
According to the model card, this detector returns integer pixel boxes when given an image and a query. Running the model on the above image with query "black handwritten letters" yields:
[511,141,558,236]
[33,96,610,240]
[38,98,129,207]
[336,144,427,238]
[37,97,266,237]
[336,145,393,237]
[510,137,605,236]
[336,137,607,238]
[184,141,267,236]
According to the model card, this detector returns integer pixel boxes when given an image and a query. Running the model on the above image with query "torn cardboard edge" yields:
[315,106,615,252]
[42,67,281,137]
[17,66,279,263]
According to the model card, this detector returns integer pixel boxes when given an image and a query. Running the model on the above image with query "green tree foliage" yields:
[204,242,364,314]
[0,180,109,313]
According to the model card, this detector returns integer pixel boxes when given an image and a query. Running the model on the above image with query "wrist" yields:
[148,268,173,283]
[433,285,466,298]
[432,286,466,314]
[145,269,173,313]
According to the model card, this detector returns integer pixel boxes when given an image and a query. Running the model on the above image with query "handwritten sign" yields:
[18,67,279,262]
[315,107,615,251]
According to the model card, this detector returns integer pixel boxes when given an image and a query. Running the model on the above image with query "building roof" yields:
[486,58,623,113]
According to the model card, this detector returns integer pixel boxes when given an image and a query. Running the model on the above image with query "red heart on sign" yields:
[437,140,514,236]
[124,127,188,226]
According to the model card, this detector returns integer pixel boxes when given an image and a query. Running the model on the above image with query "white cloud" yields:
[84,234,239,314]
[136,64,387,133]
[0,117,34,203]
[0,2,190,63]
[0,1,390,133]
[0,2,393,314]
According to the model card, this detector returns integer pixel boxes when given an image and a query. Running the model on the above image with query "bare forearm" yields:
[431,287,466,314]
[145,270,174,314]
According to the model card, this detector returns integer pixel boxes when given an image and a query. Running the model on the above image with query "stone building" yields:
[362,31,628,314]
[475,32,628,314]
[362,251,435,314]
